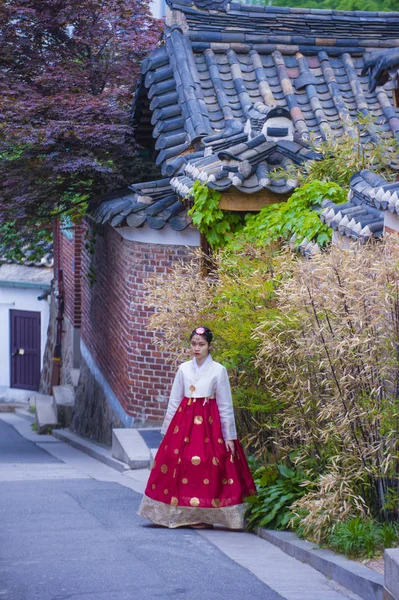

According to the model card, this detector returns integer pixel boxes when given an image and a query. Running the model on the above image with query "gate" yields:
[10,310,41,390]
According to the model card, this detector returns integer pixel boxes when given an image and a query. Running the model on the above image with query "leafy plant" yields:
[188,181,244,250]
[264,0,398,10]
[245,464,308,531]
[229,180,346,251]
[290,461,370,544]
[379,522,399,550]
[0,220,52,264]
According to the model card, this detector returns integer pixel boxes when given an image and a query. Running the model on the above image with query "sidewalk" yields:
[1,412,376,600]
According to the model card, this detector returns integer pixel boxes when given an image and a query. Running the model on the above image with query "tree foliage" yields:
[188,129,399,254]
[0,0,161,235]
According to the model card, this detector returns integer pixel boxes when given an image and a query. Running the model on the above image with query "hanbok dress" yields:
[138,354,256,529]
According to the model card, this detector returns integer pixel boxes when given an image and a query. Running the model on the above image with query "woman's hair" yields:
[189,326,213,344]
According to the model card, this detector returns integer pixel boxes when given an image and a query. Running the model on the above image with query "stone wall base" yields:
[60,315,79,388]
[70,344,131,446]
[39,293,80,395]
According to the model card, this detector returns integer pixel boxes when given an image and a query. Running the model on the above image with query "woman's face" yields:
[190,334,209,362]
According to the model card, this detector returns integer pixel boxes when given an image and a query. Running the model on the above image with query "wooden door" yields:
[10,310,41,390]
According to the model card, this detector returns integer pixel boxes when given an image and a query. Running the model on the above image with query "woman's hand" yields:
[225,440,235,456]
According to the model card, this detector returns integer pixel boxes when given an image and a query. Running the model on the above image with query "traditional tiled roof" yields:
[0,240,53,268]
[318,169,399,242]
[91,178,190,230]
[98,2,399,231]
[0,263,53,288]
[132,0,399,200]
[170,122,323,196]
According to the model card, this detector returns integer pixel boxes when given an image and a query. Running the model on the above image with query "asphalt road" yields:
[0,419,283,600]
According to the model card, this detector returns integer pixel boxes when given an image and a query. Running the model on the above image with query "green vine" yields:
[188,180,346,252]
[84,222,103,287]
[228,180,347,251]
[188,181,244,250]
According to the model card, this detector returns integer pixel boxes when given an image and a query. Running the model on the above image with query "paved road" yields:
[0,419,61,464]
[0,418,283,600]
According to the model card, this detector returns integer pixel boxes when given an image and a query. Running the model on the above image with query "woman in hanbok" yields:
[138,326,256,529]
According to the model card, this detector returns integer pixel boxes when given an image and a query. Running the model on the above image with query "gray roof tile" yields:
[91,179,191,231]
[123,2,399,231]
[133,3,399,185]
[318,169,399,241]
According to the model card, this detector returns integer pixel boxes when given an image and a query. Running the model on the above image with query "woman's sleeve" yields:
[161,367,184,435]
[215,366,237,441]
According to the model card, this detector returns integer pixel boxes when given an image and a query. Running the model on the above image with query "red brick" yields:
[55,221,195,422]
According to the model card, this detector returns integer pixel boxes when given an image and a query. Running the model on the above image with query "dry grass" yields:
[144,249,215,366]
[256,237,399,529]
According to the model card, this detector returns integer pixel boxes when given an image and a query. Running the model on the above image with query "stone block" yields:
[35,395,59,434]
[385,549,399,600]
[53,385,75,427]
[29,392,51,411]
[257,528,384,600]
[112,429,150,469]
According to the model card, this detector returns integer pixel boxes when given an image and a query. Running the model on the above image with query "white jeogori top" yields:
[161,355,237,441]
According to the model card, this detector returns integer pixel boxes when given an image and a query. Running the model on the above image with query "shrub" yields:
[290,461,369,544]
[245,464,308,531]
[329,517,398,559]
[255,237,399,526]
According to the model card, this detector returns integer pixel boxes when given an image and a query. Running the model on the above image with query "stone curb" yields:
[51,429,130,473]
[14,407,35,423]
[256,529,384,600]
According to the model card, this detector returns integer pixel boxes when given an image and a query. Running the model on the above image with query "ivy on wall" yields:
[188,179,346,251]
[233,180,347,250]
[188,181,245,250]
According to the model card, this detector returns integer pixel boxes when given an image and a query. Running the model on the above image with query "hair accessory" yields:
[195,327,206,334]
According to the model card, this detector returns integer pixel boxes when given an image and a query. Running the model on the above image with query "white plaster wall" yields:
[384,211,399,235]
[0,286,50,401]
[118,223,201,246]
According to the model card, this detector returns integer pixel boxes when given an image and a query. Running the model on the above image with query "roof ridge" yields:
[167,0,399,19]
[230,2,399,18]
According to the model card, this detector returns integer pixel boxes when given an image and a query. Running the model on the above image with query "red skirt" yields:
[137,396,256,528]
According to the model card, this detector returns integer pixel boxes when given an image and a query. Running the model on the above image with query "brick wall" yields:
[55,220,83,328]
[81,222,194,423]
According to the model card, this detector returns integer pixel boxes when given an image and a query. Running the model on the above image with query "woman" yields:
[138,326,256,529]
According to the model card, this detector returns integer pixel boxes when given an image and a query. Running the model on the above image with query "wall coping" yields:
[117,222,200,246]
